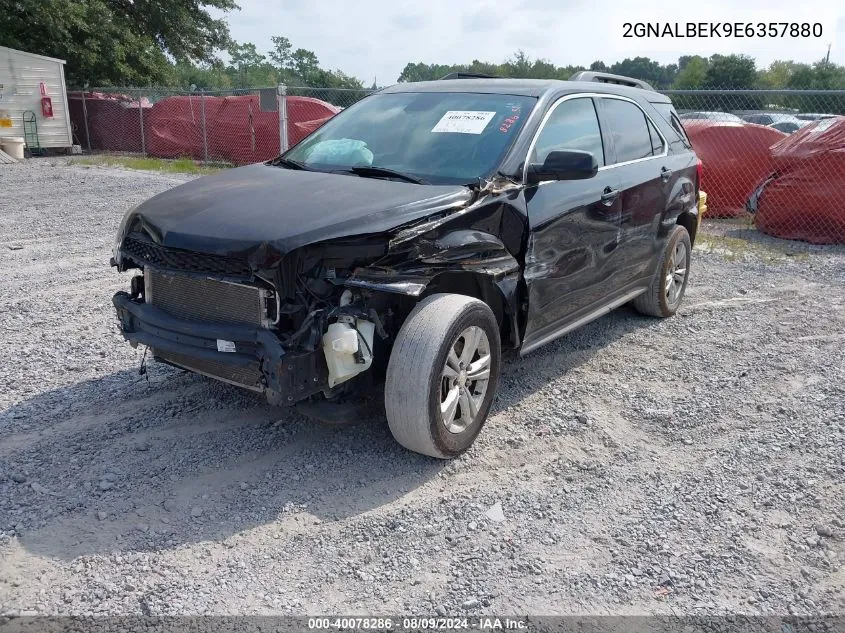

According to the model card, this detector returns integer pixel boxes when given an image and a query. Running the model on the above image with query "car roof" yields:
[745,112,801,122]
[379,79,672,103]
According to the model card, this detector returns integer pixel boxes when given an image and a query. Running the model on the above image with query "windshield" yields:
[283,92,537,185]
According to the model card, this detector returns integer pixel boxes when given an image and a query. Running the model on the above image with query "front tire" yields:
[633,225,691,318]
[385,293,501,459]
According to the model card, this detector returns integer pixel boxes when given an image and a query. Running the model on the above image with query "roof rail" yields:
[569,71,654,91]
[439,72,499,80]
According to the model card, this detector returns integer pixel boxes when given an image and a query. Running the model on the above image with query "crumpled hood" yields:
[118,163,473,260]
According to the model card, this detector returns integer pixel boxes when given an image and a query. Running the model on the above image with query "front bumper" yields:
[112,292,328,403]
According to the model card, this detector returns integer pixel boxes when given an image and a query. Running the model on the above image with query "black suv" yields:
[112,72,701,458]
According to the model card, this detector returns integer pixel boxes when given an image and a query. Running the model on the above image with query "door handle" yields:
[600,187,619,205]
[660,166,673,182]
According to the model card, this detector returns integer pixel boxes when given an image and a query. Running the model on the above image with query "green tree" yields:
[756,60,801,89]
[268,36,293,75]
[310,69,363,90]
[228,42,266,70]
[467,59,502,76]
[0,0,237,86]
[704,54,760,109]
[669,56,710,111]
[785,60,845,113]
[289,49,321,84]
[171,59,232,90]
[704,54,757,88]
[397,62,465,82]
[673,56,708,89]
[226,41,276,87]
[506,50,533,76]
[677,55,696,71]
[397,53,679,85]
[788,59,845,89]
[608,57,676,88]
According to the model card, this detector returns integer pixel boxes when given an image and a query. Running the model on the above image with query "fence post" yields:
[80,91,91,152]
[138,89,146,156]
[200,90,209,164]
[277,84,289,153]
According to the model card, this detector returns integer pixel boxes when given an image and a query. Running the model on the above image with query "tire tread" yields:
[633,225,691,318]
[385,294,495,458]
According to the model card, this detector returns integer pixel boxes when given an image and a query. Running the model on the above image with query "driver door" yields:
[521,96,624,352]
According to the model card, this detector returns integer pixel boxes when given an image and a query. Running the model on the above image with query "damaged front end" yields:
[111,174,527,407]
[112,231,396,405]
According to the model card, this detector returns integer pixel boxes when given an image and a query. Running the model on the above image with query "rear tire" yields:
[385,293,501,459]
[633,225,691,318]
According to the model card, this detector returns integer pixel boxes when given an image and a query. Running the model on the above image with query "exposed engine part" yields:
[130,274,145,300]
[322,316,375,388]
[367,308,389,340]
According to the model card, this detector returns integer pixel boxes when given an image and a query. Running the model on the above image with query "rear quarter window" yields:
[651,102,692,149]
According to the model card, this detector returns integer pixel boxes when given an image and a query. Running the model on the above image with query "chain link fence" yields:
[67,86,373,166]
[66,86,845,245]
[666,89,845,245]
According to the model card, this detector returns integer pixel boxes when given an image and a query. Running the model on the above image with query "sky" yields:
[218,0,845,85]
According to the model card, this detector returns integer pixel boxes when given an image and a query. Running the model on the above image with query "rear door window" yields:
[601,98,655,164]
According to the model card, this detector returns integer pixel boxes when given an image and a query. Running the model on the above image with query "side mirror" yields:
[526,150,598,184]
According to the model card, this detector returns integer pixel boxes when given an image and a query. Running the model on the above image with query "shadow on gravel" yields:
[493,304,664,412]
[1,305,661,561]
[1,367,443,560]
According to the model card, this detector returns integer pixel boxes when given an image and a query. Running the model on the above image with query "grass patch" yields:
[696,230,808,263]
[73,155,226,175]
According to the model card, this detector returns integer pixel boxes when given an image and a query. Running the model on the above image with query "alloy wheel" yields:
[439,326,491,434]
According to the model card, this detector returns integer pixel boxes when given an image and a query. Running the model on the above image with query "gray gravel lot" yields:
[0,159,843,616]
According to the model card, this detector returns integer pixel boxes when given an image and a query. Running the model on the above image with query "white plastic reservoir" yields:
[322,317,375,388]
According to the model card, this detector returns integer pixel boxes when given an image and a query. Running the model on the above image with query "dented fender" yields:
[343,190,528,346]
[344,239,523,347]
[345,186,527,297]
[344,229,520,294]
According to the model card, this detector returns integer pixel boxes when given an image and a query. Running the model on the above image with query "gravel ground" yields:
[1,159,843,617]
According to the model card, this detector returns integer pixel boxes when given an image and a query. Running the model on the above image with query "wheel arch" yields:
[676,210,698,246]
[422,270,521,349]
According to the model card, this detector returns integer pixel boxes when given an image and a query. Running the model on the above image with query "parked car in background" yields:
[679,111,744,123]
[111,72,701,458]
[795,113,836,121]
[740,113,807,134]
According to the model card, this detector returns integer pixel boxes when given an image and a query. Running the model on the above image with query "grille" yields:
[154,349,264,391]
[146,267,269,327]
[123,235,252,277]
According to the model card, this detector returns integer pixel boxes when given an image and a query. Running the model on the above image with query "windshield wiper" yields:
[270,157,311,171]
[348,165,427,185]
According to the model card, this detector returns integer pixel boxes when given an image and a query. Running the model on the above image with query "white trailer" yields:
[0,46,73,151]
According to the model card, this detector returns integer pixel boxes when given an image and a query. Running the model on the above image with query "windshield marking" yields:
[431,111,497,134]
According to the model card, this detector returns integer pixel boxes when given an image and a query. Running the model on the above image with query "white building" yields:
[0,46,73,151]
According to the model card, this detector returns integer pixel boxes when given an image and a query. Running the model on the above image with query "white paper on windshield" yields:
[431,111,496,134]
[216,339,236,353]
